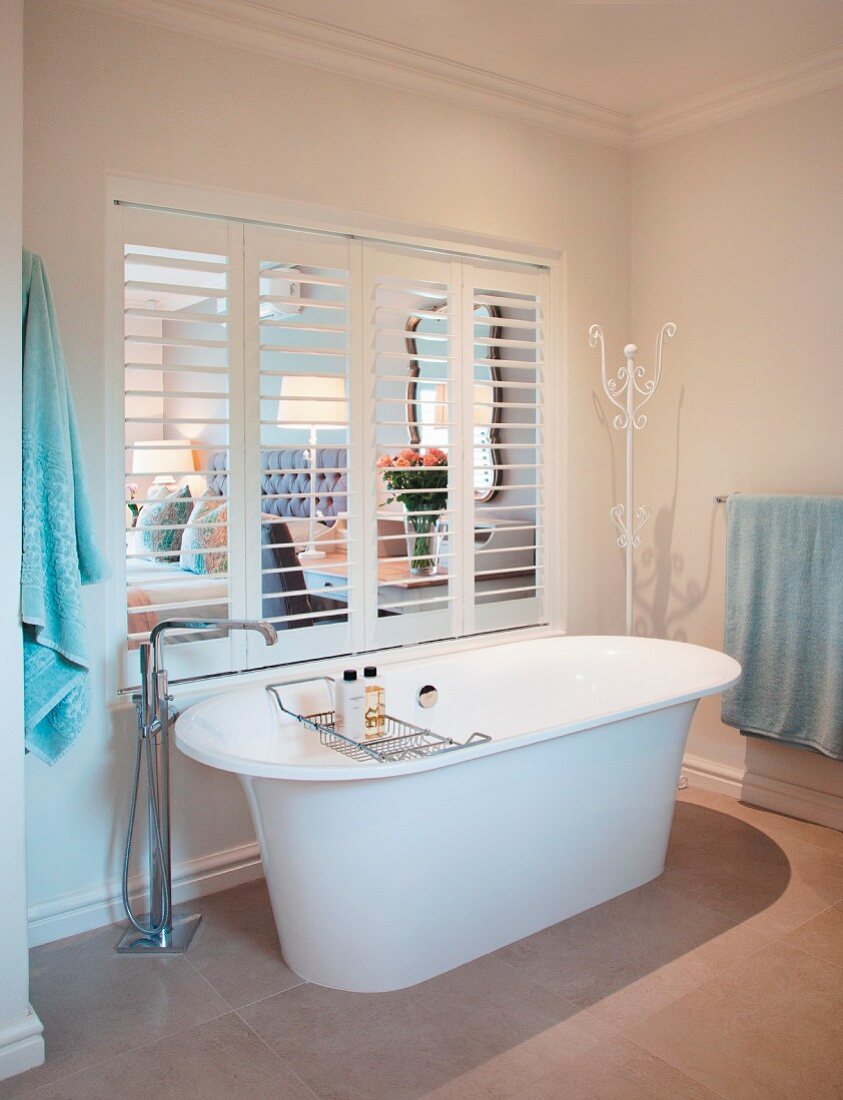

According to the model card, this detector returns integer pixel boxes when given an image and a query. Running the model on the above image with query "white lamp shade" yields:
[278,375,346,428]
[132,440,196,478]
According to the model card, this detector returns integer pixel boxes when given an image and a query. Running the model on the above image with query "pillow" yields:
[135,484,192,562]
[180,498,228,575]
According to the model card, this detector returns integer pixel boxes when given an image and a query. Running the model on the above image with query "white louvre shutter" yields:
[116,202,555,691]
[242,226,354,668]
[362,246,461,650]
[119,207,245,688]
[466,266,549,634]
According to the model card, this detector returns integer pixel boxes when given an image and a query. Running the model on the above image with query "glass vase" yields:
[403,511,443,576]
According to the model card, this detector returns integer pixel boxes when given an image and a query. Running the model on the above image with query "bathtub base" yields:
[242,701,696,992]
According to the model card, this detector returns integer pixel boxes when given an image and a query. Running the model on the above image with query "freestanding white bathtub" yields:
[176,635,740,992]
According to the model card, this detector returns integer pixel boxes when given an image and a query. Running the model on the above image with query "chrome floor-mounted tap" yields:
[116,619,278,954]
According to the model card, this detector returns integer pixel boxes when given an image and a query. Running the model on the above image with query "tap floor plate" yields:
[115,912,202,954]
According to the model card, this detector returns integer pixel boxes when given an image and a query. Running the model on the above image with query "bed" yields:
[126,448,348,646]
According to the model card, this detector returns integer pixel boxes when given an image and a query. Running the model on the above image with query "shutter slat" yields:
[124,334,227,349]
[260,295,346,311]
[258,345,346,357]
[259,320,346,334]
[125,280,227,298]
[125,416,230,426]
[125,389,228,401]
[125,307,229,324]
[125,361,230,375]
[124,252,229,273]
[261,270,348,288]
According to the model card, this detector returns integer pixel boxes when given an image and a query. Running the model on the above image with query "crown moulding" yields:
[71,0,843,150]
[633,43,843,147]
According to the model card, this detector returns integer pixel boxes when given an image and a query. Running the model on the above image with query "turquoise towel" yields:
[721,494,843,760]
[21,250,109,765]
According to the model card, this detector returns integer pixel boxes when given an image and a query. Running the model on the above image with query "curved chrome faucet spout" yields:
[149,617,278,659]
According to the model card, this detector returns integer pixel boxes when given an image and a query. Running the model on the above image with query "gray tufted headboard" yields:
[206,449,347,519]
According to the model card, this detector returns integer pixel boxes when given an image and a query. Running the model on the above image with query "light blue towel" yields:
[721,494,843,760]
[21,250,109,764]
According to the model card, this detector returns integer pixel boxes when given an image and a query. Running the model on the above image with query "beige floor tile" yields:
[419,1012,615,1100]
[678,787,843,856]
[185,880,304,1008]
[27,1013,315,1100]
[625,941,843,1100]
[784,902,843,968]
[5,794,841,1100]
[661,799,843,938]
[0,924,229,1098]
[497,880,768,1029]
[512,1036,720,1099]
[240,953,609,1100]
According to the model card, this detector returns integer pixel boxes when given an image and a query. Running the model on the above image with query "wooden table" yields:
[303,550,534,610]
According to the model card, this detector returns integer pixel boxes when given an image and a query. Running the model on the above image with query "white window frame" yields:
[105,177,566,698]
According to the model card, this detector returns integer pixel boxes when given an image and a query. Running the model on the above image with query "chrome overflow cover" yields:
[417,684,438,709]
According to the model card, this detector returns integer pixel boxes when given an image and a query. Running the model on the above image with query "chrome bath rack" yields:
[266,679,491,764]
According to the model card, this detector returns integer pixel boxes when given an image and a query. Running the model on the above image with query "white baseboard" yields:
[681,753,745,797]
[740,771,843,831]
[0,1007,44,1083]
[682,753,843,831]
[27,842,263,948]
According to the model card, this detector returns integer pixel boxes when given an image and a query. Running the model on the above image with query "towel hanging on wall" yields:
[21,250,108,764]
[721,493,843,760]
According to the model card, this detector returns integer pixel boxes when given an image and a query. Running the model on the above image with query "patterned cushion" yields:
[135,484,192,562]
[180,497,228,575]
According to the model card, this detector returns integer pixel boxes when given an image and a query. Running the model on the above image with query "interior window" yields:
[117,206,550,688]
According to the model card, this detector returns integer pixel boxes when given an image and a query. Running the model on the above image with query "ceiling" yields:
[82,0,843,145]
[265,0,843,117]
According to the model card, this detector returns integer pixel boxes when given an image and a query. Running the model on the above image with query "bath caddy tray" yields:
[266,679,491,764]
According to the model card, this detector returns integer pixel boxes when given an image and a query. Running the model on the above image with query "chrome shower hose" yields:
[121,711,170,937]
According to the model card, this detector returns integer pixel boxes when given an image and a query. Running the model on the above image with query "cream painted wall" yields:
[22,0,629,938]
[0,0,44,1079]
[631,87,843,816]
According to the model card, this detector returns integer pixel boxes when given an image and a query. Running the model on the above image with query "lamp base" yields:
[298,547,327,560]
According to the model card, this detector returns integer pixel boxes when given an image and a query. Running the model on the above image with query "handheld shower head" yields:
[252,621,279,645]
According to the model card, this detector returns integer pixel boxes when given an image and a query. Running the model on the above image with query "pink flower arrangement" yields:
[376,447,448,514]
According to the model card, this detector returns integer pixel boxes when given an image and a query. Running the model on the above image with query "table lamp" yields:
[132,439,196,492]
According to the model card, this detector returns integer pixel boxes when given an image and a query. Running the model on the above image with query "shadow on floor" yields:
[232,803,793,1099]
[491,802,790,1015]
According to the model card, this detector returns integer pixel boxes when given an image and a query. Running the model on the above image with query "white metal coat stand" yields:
[588,322,677,635]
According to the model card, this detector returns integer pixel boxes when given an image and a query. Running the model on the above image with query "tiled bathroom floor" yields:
[3,787,841,1099]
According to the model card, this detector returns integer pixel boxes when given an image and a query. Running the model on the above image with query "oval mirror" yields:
[406,303,501,503]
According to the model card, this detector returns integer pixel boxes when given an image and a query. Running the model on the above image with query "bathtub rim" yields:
[174,635,741,782]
